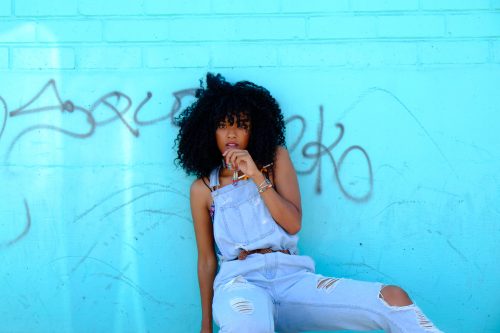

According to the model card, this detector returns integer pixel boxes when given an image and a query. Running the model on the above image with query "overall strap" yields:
[209,166,221,190]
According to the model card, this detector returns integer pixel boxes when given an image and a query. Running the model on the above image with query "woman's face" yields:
[215,115,251,155]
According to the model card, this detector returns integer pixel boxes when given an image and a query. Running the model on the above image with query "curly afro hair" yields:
[175,73,286,179]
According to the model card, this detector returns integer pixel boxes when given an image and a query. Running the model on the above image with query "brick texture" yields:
[420,41,489,64]
[420,0,491,10]
[15,0,78,16]
[169,17,306,41]
[104,20,169,42]
[0,21,36,43]
[37,20,102,42]
[377,15,445,38]
[0,1,11,16]
[144,0,210,15]
[351,0,419,11]
[78,0,144,16]
[309,16,378,39]
[0,48,8,68]
[281,0,349,13]
[145,46,210,68]
[212,0,280,14]
[0,3,498,333]
[493,41,500,63]
[446,13,500,37]
[211,44,278,67]
[1,0,497,70]
[12,47,75,69]
[76,47,142,69]
[279,42,417,67]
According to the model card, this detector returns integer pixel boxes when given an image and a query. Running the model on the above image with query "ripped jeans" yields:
[212,252,442,333]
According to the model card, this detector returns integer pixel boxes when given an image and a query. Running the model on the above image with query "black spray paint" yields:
[0,80,373,247]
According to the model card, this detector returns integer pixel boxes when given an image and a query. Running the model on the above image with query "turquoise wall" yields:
[1,1,499,332]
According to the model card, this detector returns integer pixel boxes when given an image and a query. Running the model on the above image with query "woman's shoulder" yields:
[190,177,212,196]
[274,145,293,166]
[275,145,289,157]
[190,177,213,213]
[272,145,298,183]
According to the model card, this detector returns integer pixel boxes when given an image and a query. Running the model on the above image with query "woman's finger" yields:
[230,152,251,166]
[223,149,237,165]
[225,149,247,164]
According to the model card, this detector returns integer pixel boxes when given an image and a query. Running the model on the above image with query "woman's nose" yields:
[226,126,237,138]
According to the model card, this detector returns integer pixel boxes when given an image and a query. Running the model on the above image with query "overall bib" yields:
[208,167,442,333]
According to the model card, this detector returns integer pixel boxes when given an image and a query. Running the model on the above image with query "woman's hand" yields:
[223,148,260,179]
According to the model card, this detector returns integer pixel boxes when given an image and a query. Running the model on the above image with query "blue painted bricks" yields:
[1,1,499,332]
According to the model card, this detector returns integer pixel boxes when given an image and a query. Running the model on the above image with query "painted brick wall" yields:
[1,1,499,332]
[1,1,499,70]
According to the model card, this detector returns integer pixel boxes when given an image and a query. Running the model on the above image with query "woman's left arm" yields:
[224,145,302,234]
[254,146,302,234]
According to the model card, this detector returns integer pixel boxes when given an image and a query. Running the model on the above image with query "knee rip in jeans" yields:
[378,285,412,307]
[378,285,440,332]
[223,276,255,315]
[229,297,254,315]
[316,276,340,294]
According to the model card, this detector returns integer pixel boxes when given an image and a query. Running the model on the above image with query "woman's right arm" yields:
[190,179,217,333]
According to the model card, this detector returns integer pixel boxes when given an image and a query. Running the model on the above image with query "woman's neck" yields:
[219,167,232,177]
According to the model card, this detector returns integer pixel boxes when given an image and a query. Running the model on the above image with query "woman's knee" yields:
[379,285,413,307]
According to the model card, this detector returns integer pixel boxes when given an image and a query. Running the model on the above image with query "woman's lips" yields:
[226,143,239,148]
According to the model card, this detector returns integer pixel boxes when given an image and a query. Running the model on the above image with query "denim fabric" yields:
[208,167,442,333]
[209,166,299,263]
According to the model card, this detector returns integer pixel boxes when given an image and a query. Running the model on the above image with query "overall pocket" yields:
[220,192,276,244]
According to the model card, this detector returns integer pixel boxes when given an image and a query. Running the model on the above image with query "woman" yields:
[175,73,442,333]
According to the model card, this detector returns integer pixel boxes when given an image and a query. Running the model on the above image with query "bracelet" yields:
[257,178,273,193]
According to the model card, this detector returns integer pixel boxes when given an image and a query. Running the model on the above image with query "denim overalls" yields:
[208,167,442,333]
